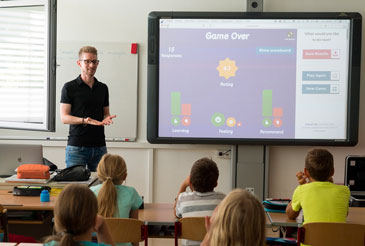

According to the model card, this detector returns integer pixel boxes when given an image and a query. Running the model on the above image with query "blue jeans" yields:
[65,145,107,172]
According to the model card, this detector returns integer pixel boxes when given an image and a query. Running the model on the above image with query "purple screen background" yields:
[158,28,297,138]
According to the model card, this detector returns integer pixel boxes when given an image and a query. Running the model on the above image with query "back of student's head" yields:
[45,183,98,246]
[97,153,127,217]
[305,148,334,181]
[207,189,266,246]
[190,158,219,192]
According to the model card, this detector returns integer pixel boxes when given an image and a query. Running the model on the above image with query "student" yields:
[201,189,266,246]
[174,157,225,246]
[286,148,350,223]
[44,184,114,246]
[90,154,143,219]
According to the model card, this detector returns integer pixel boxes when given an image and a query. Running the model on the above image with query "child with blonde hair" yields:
[201,189,266,246]
[91,154,143,219]
[44,184,114,246]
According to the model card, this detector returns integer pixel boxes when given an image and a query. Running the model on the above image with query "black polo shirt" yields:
[60,75,109,147]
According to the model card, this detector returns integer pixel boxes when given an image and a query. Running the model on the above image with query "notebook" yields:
[0,144,43,177]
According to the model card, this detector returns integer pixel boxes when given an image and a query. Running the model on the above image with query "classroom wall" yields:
[1,0,364,202]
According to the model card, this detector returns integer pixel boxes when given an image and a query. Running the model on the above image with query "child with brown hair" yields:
[174,158,225,217]
[286,148,350,223]
[201,188,266,246]
[174,157,225,246]
[90,154,143,219]
[44,183,114,246]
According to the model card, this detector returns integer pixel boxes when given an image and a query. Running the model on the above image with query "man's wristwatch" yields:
[82,118,87,126]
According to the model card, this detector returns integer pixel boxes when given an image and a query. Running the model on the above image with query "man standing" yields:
[60,46,116,171]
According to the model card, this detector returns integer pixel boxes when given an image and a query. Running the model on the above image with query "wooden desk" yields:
[0,174,97,210]
[0,173,98,190]
[266,211,302,227]
[0,243,43,246]
[0,190,55,239]
[138,203,176,238]
[0,190,56,211]
[138,203,176,225]
[346,207,365,224]
[267,207,365,227]
[0,197,173,223]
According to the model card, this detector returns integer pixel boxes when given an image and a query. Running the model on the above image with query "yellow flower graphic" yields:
[216,58,238,79]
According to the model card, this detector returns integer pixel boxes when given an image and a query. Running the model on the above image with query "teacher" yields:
[60,46,116,171]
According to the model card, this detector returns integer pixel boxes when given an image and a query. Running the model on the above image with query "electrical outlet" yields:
[217,149,231,159]
[245,187,255,195]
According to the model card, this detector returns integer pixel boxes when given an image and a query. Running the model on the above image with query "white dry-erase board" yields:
[0,42,138,141]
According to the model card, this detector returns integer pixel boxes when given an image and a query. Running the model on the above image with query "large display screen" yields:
[147,12,362,145]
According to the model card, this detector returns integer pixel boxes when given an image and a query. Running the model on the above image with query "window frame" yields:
[0,0,56,131]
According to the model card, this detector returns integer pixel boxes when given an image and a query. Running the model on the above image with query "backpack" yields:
[53,165,91,181]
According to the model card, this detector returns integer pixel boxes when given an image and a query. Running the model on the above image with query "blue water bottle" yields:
[40,189,50,202]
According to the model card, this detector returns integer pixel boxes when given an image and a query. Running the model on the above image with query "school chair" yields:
[174,217,206,246]
[104,218,148,246]
[0,204,8,242]
[297,222,365,246]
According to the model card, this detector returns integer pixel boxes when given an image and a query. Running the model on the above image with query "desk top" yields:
[346,207,365,224]
[267,207,365,227]
[0,190,56,210]
[266,211,302,227]
[0,194,176,224]
[0,173,98,190]
[0,243,43,246]
[139,203,271,226]
[138,203,176,225]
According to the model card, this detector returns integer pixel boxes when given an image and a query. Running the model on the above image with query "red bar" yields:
[273,107,283,117]
[181,104,191,116]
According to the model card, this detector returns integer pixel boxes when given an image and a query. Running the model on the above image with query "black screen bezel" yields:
[147,11,362,146]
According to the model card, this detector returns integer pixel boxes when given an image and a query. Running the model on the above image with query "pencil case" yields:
[13,186,51,196]
[17,164,50,179]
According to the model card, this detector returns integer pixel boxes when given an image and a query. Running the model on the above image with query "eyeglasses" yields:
[80,59,99,65]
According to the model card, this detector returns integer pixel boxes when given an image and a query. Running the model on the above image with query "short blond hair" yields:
[96,154,127,217]
[205,189,266,246]
[79,46,97,58]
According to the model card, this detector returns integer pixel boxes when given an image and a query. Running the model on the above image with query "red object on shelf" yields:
[131,43,138,54]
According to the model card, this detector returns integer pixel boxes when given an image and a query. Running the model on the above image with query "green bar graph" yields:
[171,92,181,115]
[262,90,272,117]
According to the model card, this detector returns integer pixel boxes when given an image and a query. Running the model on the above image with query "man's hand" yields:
[102,115,117,125]
[296,171,308,185]
[83,115,116,126]
[84,117,104,126]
